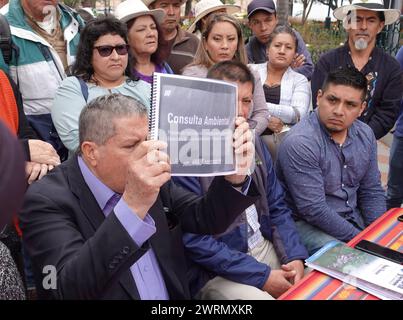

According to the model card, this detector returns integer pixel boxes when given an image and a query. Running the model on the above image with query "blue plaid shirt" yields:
[276,111,386,242]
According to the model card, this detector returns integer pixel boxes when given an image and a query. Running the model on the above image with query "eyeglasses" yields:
[93,44,130,57]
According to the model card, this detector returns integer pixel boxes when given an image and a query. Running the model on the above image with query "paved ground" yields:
[377,140,390,190]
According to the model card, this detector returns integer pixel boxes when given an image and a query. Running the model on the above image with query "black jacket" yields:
[5,73,37,160]
[19,156,259,299]
[311,44,403,140]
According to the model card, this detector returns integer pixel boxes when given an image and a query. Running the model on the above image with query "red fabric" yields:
[0,70,23,236]
[0,70,19,135]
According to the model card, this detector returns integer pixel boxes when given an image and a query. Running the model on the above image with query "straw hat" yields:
[115,0,165,24]
[187,0,240,33]
[333,0,400,26]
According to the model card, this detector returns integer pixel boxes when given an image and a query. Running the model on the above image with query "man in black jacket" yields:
[19,94,258,300]
[311,0,402,140]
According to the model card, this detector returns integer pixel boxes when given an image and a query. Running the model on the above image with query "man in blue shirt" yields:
[386,46,403,209]
[174,61,308,300]
[276,67,386,255]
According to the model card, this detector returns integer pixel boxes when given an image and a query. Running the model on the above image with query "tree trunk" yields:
[276,0,289,26]
[302,0,315,25]
[185,0,192,16]
[317,0,338,11]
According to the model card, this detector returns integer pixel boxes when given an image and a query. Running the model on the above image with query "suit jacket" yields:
[19,156,259,300]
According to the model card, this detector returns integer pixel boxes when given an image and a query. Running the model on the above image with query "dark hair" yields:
[321,67,368,100]
[126,15,171,65]
[190,13,247,69]
[266,25,298,51]
[207,60,255,93]
[78,94,148,154]
[71,16,138,82]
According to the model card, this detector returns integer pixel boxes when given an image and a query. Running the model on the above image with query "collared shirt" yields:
[78,157,169,300]
[245,205,264,250]
[276,111,386,242]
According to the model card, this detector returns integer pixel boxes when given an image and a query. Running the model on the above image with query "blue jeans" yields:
[22,244,36,290]
[295,220,337,256]
[386,135,403,209]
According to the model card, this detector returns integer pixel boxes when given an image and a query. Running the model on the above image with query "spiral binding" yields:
[149,72,159,140]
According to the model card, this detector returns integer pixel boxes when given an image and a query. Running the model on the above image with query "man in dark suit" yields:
[19,94,258,300]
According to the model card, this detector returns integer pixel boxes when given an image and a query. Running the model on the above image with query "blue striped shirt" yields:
[276,111,386,241]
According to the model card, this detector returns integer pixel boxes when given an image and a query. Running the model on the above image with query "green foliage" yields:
[291,20,345,64]
[240,18,345,64]
[239,18,252,41]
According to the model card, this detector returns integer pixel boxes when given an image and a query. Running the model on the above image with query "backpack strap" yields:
[162,61,174,74]
[0,14,12,65]
[76,77,89,103]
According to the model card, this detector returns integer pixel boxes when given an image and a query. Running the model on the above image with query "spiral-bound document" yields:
[149,73,238,176]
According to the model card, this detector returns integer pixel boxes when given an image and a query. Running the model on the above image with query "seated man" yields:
[276,67,386,256]
[173,61,308,300]
[19,93,259,300]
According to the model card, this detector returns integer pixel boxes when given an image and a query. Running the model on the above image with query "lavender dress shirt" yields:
[78,157,169,300]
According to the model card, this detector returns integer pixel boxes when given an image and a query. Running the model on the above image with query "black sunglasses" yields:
[93,44,130,57]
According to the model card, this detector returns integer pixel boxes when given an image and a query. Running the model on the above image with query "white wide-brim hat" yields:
[333,0,400,25]
[142,0,186,8]
[187,0,240,33]
[115,0,166,24]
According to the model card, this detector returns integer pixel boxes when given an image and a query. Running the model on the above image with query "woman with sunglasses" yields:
[52,16,150,154]
[116,0,172,84]
[182,14,269,135]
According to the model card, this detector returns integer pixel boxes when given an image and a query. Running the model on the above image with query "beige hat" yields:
[188,0,240,33]
[142,0,186,8]
[333,0,400,26]
[115,0,166,24]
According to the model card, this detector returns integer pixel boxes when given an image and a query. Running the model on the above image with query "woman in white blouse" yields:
[250,25,311,162]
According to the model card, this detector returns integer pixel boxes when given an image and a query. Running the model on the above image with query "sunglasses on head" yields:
[94,44,130,57]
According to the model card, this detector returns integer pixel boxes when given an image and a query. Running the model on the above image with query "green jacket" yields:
[0,0,84,116]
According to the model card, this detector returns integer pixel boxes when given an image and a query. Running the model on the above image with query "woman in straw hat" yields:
[188,0,240,39]
[116,0,173,84]
[183,13,270,136]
